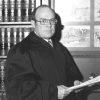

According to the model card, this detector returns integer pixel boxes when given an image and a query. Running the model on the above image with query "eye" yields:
[40,19,46,24]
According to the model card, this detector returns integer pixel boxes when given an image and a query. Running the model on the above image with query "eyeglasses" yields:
[34,18,57,25]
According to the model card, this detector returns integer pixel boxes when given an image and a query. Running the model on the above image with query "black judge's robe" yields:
[5,31,83,100]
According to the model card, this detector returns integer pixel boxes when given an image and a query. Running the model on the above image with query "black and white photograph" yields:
[0,0,100,100]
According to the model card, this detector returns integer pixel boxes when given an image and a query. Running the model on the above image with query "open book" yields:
[67,75,100,91]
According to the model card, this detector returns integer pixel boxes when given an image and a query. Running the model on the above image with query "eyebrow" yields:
[39,18,55,20]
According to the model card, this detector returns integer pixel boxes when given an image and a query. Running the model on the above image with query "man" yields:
[6,5,83,100]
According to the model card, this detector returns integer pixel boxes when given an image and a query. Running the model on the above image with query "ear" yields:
[31,20,35,28]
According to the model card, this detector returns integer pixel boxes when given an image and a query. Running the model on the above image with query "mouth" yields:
[43,29,50,32]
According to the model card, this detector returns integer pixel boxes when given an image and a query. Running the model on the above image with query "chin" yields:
[44,35,52,39]
[44,33,54,38]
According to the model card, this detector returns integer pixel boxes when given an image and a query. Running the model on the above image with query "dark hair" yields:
[31,5,55,20]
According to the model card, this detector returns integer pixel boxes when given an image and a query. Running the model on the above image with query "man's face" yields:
[32,7,56,39]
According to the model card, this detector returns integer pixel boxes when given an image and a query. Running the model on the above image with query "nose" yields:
[46,22,52,27]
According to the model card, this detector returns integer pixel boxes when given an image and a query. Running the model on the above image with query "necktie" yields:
[48,40,53,47]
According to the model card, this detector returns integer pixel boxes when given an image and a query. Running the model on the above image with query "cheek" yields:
[35,26,43,32]
[37,25,45,31]
[52,27,55,33]
[36,25,55,34]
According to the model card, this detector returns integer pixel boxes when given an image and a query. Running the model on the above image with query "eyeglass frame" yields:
[34,18,57,25]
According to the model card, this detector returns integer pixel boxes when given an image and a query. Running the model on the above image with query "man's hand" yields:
[57,81,82,99]
[57,85,72,99]
[74,80,82,93]
[74,80,82,86]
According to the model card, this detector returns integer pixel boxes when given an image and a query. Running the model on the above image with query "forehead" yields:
[35,7,55,19]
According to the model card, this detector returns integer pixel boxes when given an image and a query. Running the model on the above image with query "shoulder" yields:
[55,42,74,60]
[7,36,31,58]
[57,42,71,54]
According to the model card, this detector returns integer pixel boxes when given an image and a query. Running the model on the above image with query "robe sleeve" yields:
[60,45,84,100]
[5,47,58,100]
[62,46,83,86]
